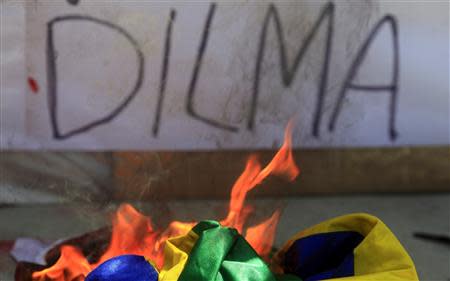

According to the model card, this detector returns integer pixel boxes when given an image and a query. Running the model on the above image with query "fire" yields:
[220,120,299,234]
[93,204,160,267]
[245,210,281,258]
[32,246,91,281]
[32,121,300,281]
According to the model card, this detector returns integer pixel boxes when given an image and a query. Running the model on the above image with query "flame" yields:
[245,210,281,259]
[93,204,160,267]
[32,246,91,281]
[32,121,299,281]
[220,120,299,234]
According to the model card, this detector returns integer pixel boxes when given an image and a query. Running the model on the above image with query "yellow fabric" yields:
[274,213,419,281]
[158,230,199,281]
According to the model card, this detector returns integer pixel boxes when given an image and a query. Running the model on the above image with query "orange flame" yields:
[32,246,91,281]
[93,204,160,267]
[245,209,281,258]
[220,120,299,234]
[32,121,300,281]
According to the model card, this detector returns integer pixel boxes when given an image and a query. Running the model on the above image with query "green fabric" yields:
[178,221,301,281]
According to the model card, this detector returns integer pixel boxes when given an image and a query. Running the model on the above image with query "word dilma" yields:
[46,2,399,140]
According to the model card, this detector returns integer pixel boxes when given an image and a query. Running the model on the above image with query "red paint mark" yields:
[28,77,39,94]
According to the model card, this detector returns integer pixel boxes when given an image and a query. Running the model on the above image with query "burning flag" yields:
[31,120,300,281]
[26,120,419,281]
[83,214,419,281]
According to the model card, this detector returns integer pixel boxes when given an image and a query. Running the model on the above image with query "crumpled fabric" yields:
[274,213,419,281]
[89,214,419,281]
[159,215,418,281]
[86,255,158,281]
[158,229,199,280]
[160,220,298,281]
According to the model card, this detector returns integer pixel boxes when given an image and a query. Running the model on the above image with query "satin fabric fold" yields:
[178,220,283,281]
[158,230,199,281]
[86,255,158,281]
[161,220,301,281]
[274,213,419,281]
[87,214,418,281]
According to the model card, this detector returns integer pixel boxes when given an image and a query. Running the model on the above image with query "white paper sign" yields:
[2,0,449,149]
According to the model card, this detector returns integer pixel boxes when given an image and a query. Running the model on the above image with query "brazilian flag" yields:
[87,213,418,281]
[160,213,418,281]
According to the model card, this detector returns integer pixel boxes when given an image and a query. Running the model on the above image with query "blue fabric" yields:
[283,231,364,281]
[86,255,158,281]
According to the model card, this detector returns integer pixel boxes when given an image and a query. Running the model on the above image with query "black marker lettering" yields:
[47,15,145,139]
[153,9,176,137]
[328,15,400,140]
[250,2,335,137]
[186,3,239,132]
